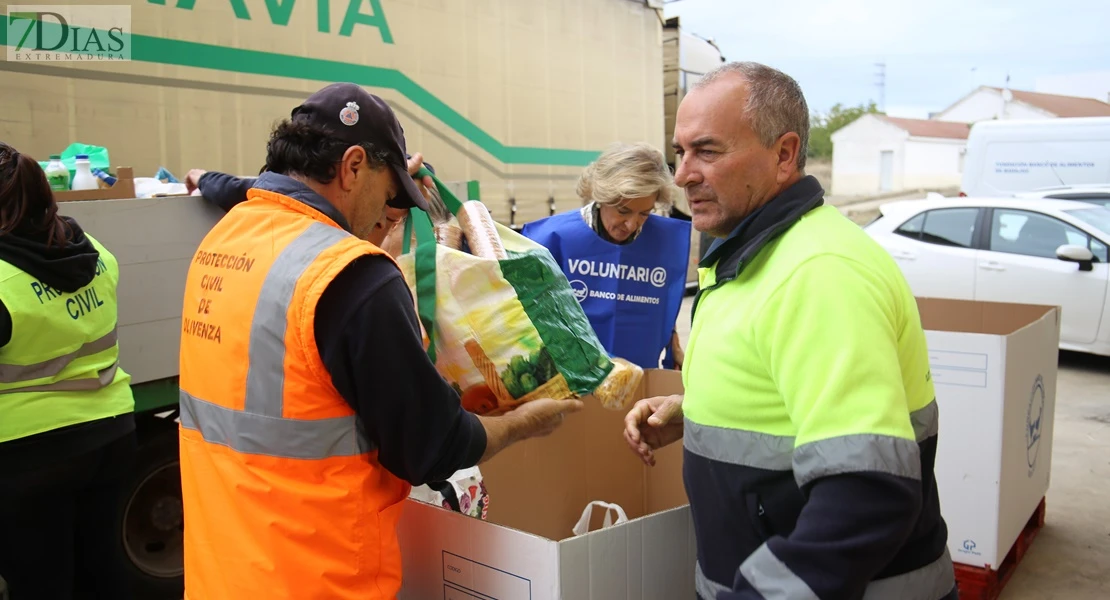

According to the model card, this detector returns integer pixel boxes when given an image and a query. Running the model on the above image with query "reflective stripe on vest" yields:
[0,361,119,395]
[683,399,939,486]
[0,234,133,443]
[178,221,370,460]
[0,327,118,383]
[179,390,366,459]
[695,547,955,600]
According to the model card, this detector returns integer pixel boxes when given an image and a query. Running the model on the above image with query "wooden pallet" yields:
[954,497,1047,600]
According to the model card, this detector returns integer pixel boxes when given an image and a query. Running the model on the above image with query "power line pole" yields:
[874,62,886,113]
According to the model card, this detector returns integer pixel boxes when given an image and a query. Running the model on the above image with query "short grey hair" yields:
[576,142,677,211]
[693,61,810,171]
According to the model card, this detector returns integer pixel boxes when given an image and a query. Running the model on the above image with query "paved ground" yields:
[675,294,1110,599]
[1002,350,1110,599]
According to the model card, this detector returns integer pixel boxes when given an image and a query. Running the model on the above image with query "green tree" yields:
[808,101,881,159]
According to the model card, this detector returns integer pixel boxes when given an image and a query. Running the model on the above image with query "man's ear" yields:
[775,132,802,182]
[338,145,366,191]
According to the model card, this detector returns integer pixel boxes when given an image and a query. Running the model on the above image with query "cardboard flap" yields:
[642,369,689,515]
[478,369,687,541]
[557,504,696,599]
[645,442,687,515]
[917,297,1058,336]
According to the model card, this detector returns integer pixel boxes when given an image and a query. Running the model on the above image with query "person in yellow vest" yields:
[623,63,957,599]
[177,83,582,599]
[0,142,136,599]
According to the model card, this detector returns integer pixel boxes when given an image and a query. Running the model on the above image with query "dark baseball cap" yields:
[290,82,429,211]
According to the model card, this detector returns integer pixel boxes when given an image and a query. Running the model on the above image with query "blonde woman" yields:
[523,142,691,370]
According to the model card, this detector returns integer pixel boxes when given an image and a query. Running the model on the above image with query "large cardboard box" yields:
[397,369,696,600]
[919,298,1060,569]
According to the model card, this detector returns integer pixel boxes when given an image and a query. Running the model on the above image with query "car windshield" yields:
[1063,207,1110,235]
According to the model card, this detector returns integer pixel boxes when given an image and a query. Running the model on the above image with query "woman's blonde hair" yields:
[576,142,676,212]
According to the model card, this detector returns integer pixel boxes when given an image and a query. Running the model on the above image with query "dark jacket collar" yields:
[700,175,826,288]
[251,172,354,234]
[0,216,99,293]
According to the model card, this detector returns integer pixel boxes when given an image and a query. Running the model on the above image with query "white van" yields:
[961,117,1110,196]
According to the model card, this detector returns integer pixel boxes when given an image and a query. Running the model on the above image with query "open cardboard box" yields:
[917,297,1060,569]
[394,298,1059,596]
[54,167,137,202]
[397,369,696,600]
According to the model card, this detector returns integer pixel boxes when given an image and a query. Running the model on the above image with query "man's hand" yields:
[477,397,584,463]
[624,394,684,466]
[406,152,435,198]
[184,169,207,195]
[509,398,585,439]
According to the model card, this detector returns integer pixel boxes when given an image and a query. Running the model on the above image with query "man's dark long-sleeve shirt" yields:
[199,172,254,212]
[198,170,485,485]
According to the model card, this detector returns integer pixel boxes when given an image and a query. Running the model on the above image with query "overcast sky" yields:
[664,0,1110,119]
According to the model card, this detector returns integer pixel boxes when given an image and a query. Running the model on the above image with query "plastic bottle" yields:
[44,155,70,191]
[70,154,98,191]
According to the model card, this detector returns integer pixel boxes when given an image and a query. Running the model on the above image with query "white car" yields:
[865,196,1110,356]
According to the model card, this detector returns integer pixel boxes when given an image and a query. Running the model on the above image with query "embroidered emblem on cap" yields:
[339,101,360,126]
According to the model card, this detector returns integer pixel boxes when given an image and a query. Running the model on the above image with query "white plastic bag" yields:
[134,177,188,198]
[572,501,629,537]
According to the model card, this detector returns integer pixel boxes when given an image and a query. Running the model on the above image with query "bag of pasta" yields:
[394,168,614,416]
[593,358,644,411]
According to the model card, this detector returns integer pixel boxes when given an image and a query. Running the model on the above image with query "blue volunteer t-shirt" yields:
[523,210,690,369]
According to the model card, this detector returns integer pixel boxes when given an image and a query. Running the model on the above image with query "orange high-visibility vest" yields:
[178,187,410,599]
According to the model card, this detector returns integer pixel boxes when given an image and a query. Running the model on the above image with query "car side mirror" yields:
[1056,244,1095,271]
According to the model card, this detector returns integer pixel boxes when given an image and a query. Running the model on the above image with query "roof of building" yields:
[982,87,1110,117]
[878,115,971,140]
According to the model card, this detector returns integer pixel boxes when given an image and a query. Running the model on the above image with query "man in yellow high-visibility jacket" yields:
[624,62,957,600]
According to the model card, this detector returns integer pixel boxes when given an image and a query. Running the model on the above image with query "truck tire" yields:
[118,427,184,599]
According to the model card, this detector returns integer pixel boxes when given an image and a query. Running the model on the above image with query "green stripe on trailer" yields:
[0,24,602,168]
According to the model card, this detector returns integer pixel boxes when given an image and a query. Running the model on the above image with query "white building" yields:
[932,86,1110,123]
[831,114,970,196]
[832,86,1110,197]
